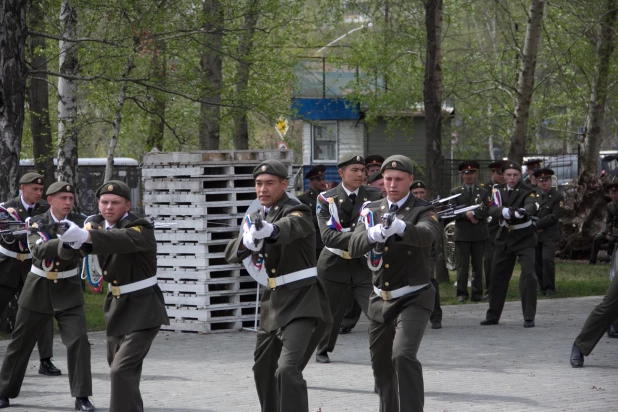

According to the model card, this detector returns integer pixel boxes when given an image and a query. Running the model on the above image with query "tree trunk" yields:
[0,0,27,201]
[233,0,259,150]
[27,1,55,189]
[57,1,79,194]
[579,0,618,177]
[198,0,223,150]
[423,0,444,200]
[508,0,545,163]
[146,41,166,152]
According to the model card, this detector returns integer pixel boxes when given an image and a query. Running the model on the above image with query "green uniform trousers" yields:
[370,288,433,412]
[486,245,537,322]
[301,276,371,368]
[0,284,54,360]
[107,326,160,412]
[455,241,485,299]
[535,240,556,293]
[340,289,363,329]
[483,241,495,292]
[575,273,618,355]
[254,317,316,412]
[0,306,91,398]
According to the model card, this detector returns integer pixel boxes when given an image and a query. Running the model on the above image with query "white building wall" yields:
[337,120,365,159]
[302,122,312,165]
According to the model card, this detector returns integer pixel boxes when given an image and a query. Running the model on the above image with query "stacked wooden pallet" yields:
[141,150,295,333]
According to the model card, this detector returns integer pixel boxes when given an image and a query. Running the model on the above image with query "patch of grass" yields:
[83,290,106,332]
[438,260,611,305]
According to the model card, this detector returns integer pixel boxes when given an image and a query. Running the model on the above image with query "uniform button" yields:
[384,247,388,251]
[265,253,268,257]
[53,280,58,283]
[55,262,60,266]
[408,251,411,255]
[113,280,118,285]
[104,271,108,275]
[352,223,356,227]
[55,269,59,272]
[385,282,389,286]
[271,269,276,274]
[385,264,390,268]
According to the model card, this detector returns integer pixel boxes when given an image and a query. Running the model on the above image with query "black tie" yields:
[541,193,545,201]
[349,193,357,204]
[468,187,473,197]
[390,203,399,213]
[27,207,33,216]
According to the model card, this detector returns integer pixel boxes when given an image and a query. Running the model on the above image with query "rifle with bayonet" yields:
[374,212,395,253]
[0,220,69,237]
[427,193,483,220]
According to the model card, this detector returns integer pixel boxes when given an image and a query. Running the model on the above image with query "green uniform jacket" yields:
[482,181,501,242]
[449,184,491,242]
[297,189,323,250]
[603,202,618,234]
[19,210,85,314]
[85,213,170,337]
[489,182,538,252]
[0,197,49,289]
[316,184,382,284]
[224,193,331,333]
[534,188,564,243]
[348,195,440,323]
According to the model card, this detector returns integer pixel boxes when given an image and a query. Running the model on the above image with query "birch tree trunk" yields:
[57,1,79,191]
[198,0,223,150]
[28,1,54,189]
[233,0,259,150]
[0,0,27,201]
[579,0,618,177]
[146,42,166,152]
[508,0,545,163]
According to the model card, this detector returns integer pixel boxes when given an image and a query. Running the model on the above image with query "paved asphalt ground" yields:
[0,296,616,411]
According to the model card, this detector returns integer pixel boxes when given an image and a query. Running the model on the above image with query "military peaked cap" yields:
[365,155,385,166]
[458,160,480,173]
[533,168,554,179]
[488,161,504,173]
[304,164,326,180]
[502,161,522,173]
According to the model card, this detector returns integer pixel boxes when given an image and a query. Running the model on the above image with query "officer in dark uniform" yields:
[589,183,618,264]
[302,154,382,365]
[58,180,170,412]
[480,162,539,328]
[0,182,94,411]
[297,165,328,259]
[225,160,331,412]
[0,173,59,376]
[571,252,618,367]
[349,155,440,412]
[524,159,543,187]
[450,161,491,302]
[365,154,385,177]
[533,168,564,296]
[411,180,443,329]
[368,171,386,197]
[482,161,505,299]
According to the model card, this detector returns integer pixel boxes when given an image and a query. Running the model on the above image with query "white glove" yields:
[250,221,274,240]
[502,208,511,219]
[243,231,261,251]
[58,220,89,244]
[514,211,524,219]
[367,225,386,244]
[381,218,406,238]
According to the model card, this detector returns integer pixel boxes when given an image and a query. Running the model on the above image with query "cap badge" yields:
[108,184,114,191]
[392,161,397,167]
[66,185,71,191]
[356,156,361,161]
[509,164,513,167]
[261,165,267,172]
[37,179,42,184]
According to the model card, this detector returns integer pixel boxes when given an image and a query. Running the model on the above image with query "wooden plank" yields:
[142,149,294,166]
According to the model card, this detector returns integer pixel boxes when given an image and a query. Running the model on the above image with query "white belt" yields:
[373,283,429,301]
[109,276,158,297]
[325,247,352,259]
[268,267,317,289]
[500,220,532,231]
[0,245,31,262]
[31,266,79,280]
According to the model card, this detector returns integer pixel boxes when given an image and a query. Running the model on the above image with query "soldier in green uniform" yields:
[524,159,543,187]
[365,154,385,177]
[0,173,60,377]
[450,161,491,302]
[224,160,331,412]
[58,180,170,412]
[532,169,564,296]
[349,155,440,412]
[297,165,327,259]
[302,154,382,365]
[589,183,618,264]
[482,161,504,299]
[411,180,443,329]
[0,182,94,411]
[480,162,539,328]
[368,171,387,198]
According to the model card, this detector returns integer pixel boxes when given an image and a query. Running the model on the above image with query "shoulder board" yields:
[322,188,338,198]
[284,198,301,206]
[480,183,485,187]
[365,200,383,209]
[120,212,141,224]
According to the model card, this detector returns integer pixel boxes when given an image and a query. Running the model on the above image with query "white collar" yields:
[105,212,129,230]
[387,193,410,210]
[341,184,359,197]
[263,206,271,215]
[49,210,65,222]
[20,195,34,210]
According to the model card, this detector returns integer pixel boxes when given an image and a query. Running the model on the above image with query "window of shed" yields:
[312,122,338,163]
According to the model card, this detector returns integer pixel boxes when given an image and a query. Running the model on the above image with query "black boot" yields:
[0,397,9,409]
[570,343,584,368]
[75,397,95,411]
[39,358,62,376]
